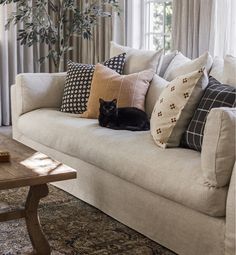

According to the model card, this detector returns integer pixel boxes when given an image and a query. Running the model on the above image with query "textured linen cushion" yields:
[18,108,228,216]
[201,107,236,188]
[145,74,168,118]
[223,55,236,87]
[182,77,236,151]
[82,63,154,119]
[210,56,224,83]
[159,50,178,77]
[110,41,163,74]
[164,52,213,81]
[15,73,66,115]
[60,53,126,114]
[151,69,208,148]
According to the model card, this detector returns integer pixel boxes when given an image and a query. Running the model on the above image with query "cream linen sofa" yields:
[11,72,235,255]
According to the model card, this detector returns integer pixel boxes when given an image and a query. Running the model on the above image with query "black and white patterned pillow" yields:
[182,76,236,151]
[60,53,126,114]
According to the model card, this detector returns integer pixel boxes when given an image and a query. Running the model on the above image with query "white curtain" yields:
[172,0,236,58]
[0,4,40,126]
[209,0,236,57]
[113,0,143,49]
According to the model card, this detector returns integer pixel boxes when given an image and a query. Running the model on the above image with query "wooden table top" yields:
[0,134,77,190]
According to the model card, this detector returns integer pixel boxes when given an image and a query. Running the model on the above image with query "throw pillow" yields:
[159,50,178,77]
[82,63,154,119]
[163,52,213,81]
[110,41,163,74]
[150,68,208,148]
[60,53,126,114]
[182,76,236,151]
[209,56,224,83]
[145,74,169,118]
[223,55,236,87]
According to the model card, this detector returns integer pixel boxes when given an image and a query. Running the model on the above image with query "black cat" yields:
[98,99,150,131]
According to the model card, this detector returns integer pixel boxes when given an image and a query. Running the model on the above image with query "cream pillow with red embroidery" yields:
[151,68,208,148]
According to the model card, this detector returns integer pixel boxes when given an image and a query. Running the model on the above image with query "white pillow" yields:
[145,74,169,118]
[151,68,209,148]
[223,55,236,87]
[210,56,224,83]
[110,41,163,75]
[164,52,213,81]
[159,50,178,77]
[163,52,191,80]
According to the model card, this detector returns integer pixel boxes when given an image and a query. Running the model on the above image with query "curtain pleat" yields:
[172,0,213,59]
[172,0,235,58]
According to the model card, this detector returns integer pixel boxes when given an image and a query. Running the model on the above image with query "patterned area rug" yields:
[0,185,176,255]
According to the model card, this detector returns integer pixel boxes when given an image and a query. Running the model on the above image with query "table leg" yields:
[25,184,51,255]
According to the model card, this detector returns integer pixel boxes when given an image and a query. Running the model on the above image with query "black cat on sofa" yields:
[98,99,150,131]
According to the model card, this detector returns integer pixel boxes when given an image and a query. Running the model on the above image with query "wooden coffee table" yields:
[0,134,77,255]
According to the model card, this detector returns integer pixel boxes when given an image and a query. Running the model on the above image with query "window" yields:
[143,0,173,53]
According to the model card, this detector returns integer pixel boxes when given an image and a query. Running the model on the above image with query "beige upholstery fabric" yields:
[164,52,213,81]
[159,51,178,77]
[223,55,236,87]
[163,52,190,80]
[109,41,163,74]
[10,121,228,255]
[11,77,236,255]
[210,57,224,83]
[82,64,154,119]
[17,108,227,216]
[15,72,66,116]
[202,108,236,187]
[151,69,208,148]
[145,74,168,118]
[225,163,236,255]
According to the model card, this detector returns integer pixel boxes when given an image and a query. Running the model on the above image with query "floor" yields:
[0,126,12,138]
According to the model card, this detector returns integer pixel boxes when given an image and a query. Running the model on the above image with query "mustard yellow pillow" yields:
[82,63,154,119]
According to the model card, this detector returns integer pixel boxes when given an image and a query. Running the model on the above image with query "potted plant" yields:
[0,0,120,72]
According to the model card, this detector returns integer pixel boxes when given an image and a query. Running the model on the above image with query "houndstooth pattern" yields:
[60,53,126,114]
[182,76,236,151]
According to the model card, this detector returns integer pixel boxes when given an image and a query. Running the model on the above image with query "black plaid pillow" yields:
[60,53,126,114]
[182,76,236,151]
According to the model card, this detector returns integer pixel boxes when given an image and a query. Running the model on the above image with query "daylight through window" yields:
[144,0,173,52]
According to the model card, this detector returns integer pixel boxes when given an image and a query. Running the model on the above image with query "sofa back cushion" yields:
[210,56,224,83]
[110,41,163,74]
[164,52,213,81]
[223,55,236,87]
[201,107,236,187]
[145,74,169,118]
[159,50,178,77]
[182,77,236,151]
[82,64,154,119]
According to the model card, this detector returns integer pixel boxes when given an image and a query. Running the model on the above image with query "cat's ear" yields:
[112,99,117,104]
[99,98,105,104]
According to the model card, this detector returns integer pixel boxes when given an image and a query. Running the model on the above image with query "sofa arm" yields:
[15,72,67,116]
[201,107,236,187]
[225,162,236,255]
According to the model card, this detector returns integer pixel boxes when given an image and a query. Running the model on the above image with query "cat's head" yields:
[99,98,117,116]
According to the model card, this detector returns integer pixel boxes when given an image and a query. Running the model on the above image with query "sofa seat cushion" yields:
[17,109,227,216]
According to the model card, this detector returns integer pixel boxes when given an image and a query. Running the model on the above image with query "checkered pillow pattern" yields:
[182,76,236,151]
[60,53,126,114]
